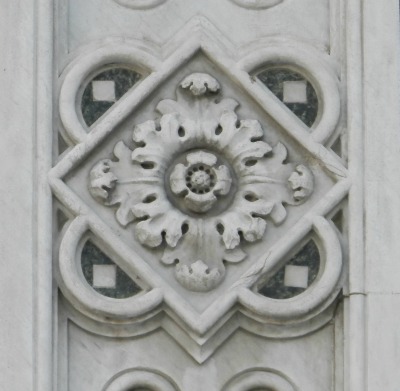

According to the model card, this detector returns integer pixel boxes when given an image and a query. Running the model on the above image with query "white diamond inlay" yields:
[92,80,116,102]
[93,264,117,288]
[284,265,309,288]
[283,80,308,104]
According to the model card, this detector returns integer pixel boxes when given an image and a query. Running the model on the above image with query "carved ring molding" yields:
[59,44,159,144]
[113,0,166,9]
[239,45,341,144]
[229,0,284,9]
[103,369,179,391]
[222,369,296,391]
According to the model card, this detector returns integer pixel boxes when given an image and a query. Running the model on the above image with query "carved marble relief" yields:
[52,20,347,364]
[88,72,314,292]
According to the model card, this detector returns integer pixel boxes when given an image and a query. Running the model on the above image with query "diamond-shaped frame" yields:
[52,17,349,362]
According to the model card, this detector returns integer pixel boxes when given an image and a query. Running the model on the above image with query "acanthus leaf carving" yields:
[88,73,314,292]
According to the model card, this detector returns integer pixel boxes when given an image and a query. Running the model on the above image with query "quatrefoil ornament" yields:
[53,33,348,357]
[88,73,314,292]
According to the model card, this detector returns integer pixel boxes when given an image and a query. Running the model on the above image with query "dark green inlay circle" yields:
[257,68,319,128]
[258,239,320,300]
[81,240,142,299]
[81,67,141,127]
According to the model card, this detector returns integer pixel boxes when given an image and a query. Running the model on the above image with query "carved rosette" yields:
[89,73,314,292]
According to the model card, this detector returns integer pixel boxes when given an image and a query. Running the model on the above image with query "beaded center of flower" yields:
[186,164,216,194]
